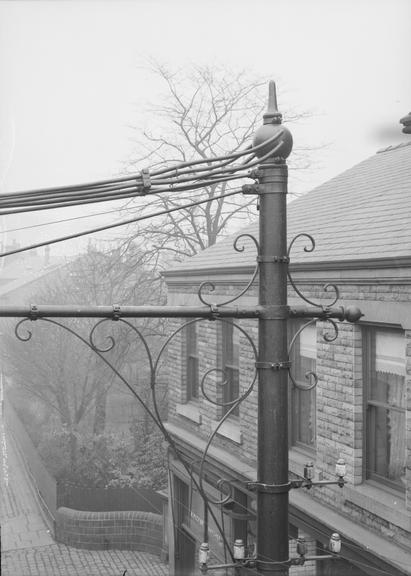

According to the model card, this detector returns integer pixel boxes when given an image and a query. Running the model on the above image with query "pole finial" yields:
[253,80,292,159]
[263,80,282,125]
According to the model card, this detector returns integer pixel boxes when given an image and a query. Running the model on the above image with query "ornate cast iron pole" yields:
[253,81,293,575]
[0,80,364,575]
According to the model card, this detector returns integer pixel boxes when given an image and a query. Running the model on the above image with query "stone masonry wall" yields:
[406,328,411,513]
[56,507,163,554]
[165,272,411,549]
[316,320,363,484]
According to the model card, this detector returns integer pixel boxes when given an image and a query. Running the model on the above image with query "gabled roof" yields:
[165,141,411,275]
[0,254,68,299]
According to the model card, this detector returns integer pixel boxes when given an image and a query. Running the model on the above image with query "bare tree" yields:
[120,62,313,266]
[1,244,164,453]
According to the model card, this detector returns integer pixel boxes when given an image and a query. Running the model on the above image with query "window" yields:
[220,321,240,416]
[364,326,406,489]
[174,475,190,527]
[184,322,199,401]
[289,322,317,450]
[173,476,196,576]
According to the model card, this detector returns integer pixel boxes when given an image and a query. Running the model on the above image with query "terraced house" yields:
[163,141,411,576]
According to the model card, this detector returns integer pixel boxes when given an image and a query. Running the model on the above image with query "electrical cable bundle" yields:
[0,132,285,258]
[0,131,284,216]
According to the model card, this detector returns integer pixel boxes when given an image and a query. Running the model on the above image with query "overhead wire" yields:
[0,188,245,258]
[0,131,278,201]
[0,207,123,235]
[0,172,252,216]
[0,167,245,214]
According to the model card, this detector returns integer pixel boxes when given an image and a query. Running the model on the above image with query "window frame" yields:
[220,320,240,417]
[363,324,406,492]
[288,320,317,453]
[184,321,199,402]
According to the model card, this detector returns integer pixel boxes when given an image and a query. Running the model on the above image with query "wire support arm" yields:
[255,304,362,322]
[289,478,346,489]
[0,304,261,320]
[201,553,338,572]
[288,304,363,323]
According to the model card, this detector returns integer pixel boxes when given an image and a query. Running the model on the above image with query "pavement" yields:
[2,546,169,576]
[0,405,168,576]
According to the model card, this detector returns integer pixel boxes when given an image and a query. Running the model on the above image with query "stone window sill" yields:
[176,403,202,424]
[345,482,410,531]
[289,447,316,477]
[210,418,242,445]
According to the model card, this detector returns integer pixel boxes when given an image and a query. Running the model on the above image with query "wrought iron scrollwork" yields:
[196,318,258,505]
[12,315,241,556]
[322,318,339,342]
[15,318,34,342]
[287,233,340,307]
[89,319,116,352]
[287,319,318,391]
[287,316,340,391]
[198,234,260,307]
[89,317,155,374]
[286,233,343,392]
[12,224,349,558]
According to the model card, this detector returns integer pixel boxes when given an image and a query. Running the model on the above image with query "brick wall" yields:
[56,507,163,554]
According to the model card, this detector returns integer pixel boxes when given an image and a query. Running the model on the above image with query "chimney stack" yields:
[400,112,411,134]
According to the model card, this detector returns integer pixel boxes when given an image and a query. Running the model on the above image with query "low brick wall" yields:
[56,507,163,554]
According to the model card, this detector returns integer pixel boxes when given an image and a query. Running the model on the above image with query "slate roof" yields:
[166,141,411,274]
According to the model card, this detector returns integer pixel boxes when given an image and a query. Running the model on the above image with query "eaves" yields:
[163,256,411,285]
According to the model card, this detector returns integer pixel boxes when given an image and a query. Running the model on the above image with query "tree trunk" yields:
[93,387,108,434]
[69,431,77,473]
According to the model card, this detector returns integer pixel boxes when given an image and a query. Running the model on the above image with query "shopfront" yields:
[168,453,257,576]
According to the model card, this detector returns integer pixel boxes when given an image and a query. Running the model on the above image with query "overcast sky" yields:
[0,0,410,256]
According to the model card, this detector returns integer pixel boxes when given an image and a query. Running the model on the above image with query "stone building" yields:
[163,141,411,575]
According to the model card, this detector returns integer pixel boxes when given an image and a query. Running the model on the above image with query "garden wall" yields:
[56,507,163,554]
[57,481,163,514]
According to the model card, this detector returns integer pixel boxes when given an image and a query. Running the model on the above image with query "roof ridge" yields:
[376,140,411,154]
